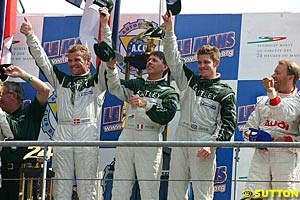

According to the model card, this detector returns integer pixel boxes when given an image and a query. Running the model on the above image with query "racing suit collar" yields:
[71,71,91,81]
[198,73,221,86]
[72,70,90,78]
[278,86,298,97]
[278,86,297,94]
[10,107,22,117]
[145,77,167,85]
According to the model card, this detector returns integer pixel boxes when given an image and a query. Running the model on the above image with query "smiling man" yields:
[105,51,179,200]
[243,60,300,199]
[20,7,112,200]
[162,10,236,200]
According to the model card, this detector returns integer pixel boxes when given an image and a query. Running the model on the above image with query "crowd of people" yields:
[0,4,299,200]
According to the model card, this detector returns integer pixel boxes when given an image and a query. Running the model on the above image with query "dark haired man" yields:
[106,51,179,200]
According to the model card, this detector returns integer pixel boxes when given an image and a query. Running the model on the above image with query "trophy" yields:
[124,26,166,76]
[144,27,165,54]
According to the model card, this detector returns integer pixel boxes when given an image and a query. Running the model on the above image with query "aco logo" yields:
[41,91,57,138]
[117,19,159,77]
[242,189,253,198]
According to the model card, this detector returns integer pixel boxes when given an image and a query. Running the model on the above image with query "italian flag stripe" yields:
[136,124,144,129]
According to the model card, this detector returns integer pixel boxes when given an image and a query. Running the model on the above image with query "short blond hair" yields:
[68,44,91,60]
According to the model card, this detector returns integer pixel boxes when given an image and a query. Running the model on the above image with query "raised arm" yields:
[3,65,50,105]
[162,11,192,91]
[105,61,131,101]
[96,7,113,93]
[99,7,112,46]
[263,77,300,142]
[20,17,60,89]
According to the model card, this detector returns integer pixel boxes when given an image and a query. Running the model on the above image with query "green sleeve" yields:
[146,89,179,125]
[217,92,236,141]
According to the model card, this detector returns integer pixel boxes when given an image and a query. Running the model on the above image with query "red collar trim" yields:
[278,87,295,94]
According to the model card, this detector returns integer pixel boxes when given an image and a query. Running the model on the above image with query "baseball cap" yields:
[166,0,181,15]
[93,40,123,63]
[0,64,10,82]
[89,0,114,13]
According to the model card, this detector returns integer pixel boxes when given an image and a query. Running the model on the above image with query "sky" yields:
[18,0,300,15]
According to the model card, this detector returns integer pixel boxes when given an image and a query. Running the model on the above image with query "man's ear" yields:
[12,92,18,100]
[163,64,168,71]
[288,74,295,82]
[162,65,170,77]
[86,58,91,66]
[214,59,220,67]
